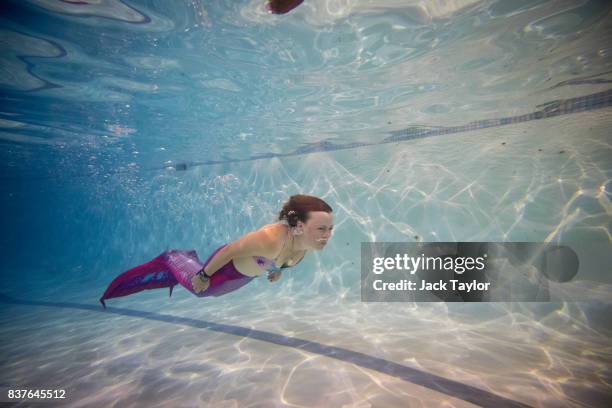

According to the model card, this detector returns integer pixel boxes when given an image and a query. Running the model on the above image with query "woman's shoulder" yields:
[230,224,284,260]
[259,223,288,235]
[257,223,289,250]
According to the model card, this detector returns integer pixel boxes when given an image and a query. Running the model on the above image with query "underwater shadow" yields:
[0,293,531,408]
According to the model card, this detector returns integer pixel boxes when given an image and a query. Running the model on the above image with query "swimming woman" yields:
[100,195,333,308]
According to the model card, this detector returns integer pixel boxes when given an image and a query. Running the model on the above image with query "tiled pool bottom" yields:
[1,290,610,407]
[1,105,610,407]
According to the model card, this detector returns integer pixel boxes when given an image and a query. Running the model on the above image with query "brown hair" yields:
[278,194,333,227]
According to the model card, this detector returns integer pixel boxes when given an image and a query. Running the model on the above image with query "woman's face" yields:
[297,211,334,250]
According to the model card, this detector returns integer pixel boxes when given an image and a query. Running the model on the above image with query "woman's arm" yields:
[268,271,282,282]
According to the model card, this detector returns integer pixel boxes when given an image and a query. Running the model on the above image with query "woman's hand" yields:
[191,273,210,293]
[267,271,282,282]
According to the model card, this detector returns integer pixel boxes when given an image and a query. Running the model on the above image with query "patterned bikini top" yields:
[253,225,305,273]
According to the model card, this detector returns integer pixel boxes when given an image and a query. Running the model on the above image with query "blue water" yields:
[1,0,611,407]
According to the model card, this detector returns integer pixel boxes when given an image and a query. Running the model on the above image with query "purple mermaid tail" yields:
[100,245,255,308]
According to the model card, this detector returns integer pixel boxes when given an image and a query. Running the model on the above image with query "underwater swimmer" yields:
[100,195,333,308]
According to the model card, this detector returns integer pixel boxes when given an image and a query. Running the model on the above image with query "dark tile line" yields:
[165,88,612,171]
[0,293,532,408]
[1,89,609,182]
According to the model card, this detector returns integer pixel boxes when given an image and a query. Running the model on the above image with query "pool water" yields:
[1,1,611,407]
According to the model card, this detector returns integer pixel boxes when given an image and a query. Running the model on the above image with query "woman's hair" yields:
[278,194,333,227]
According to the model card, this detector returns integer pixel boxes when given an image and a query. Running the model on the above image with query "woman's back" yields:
[233,223,305,277]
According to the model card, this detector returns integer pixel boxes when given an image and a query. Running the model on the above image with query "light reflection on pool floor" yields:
[1,287,610,407]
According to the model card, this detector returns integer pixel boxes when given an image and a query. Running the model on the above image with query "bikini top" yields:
[253,225,305,273]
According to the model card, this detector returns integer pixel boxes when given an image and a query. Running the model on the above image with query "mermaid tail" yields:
[100,246,255,308]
